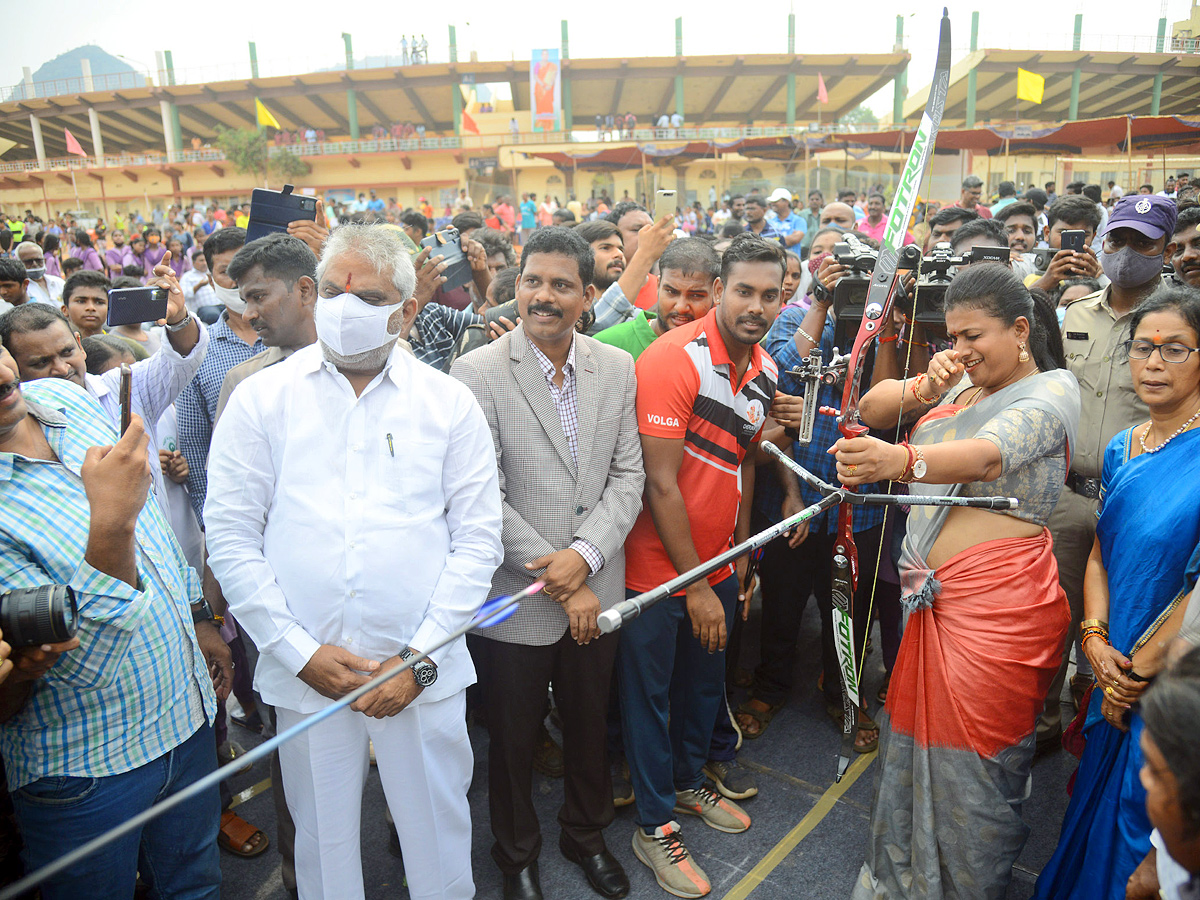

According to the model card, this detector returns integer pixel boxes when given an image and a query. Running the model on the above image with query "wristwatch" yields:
[399,647,438,687]
[190,596,223,626]
[910,448,928,481]
[165,313,193,332]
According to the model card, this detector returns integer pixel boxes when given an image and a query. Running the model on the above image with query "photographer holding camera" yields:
[0,344,222,899]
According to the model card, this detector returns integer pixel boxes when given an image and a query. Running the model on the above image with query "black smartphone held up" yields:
[420,227,473,292]
[245,184,318,244]
[119,364,132,435]
[107,286,168,327]
[1060,229,1087,253]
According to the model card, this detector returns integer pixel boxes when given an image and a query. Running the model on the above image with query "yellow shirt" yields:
[234,212,249,229]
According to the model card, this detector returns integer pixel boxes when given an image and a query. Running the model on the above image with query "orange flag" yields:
[817,73,829,105]
[462,110,480,136]
[64,128,87,157]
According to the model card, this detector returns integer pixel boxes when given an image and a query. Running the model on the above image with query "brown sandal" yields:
[734,699,784,739]
[219,811,269,858]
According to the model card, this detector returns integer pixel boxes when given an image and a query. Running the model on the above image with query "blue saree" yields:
[1032,426,1200,900]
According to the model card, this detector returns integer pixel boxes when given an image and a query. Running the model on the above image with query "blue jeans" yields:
[617,575,738,829]
[11,722,221,900]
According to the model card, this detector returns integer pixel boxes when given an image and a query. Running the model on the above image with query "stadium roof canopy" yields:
[0,53,909,160]
[902,49,1200,126]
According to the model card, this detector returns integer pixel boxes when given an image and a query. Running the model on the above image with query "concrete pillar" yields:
[80,59,105,163]
[787,13,797,127]
[561,21,573,131]
[29,115,47,169]
[22,67,35,101]
[1068,15,1082,120]
[1152,16,1167,115]
[249,42,260,78]
[164,51,183,152]
[892,14,906,126]
[449,26,462,137]
[966,12,979,128]
[674,18,684,119]
[155,52,178,160]
[343,33,360,139]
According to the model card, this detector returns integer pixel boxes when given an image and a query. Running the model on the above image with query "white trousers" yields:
[276,692,474,900]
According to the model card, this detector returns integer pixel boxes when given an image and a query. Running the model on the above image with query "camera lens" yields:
[0,586,79,649]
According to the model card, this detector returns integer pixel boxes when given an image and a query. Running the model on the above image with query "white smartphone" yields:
[654,189,677,221]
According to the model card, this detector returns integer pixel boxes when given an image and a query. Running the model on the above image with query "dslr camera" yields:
[0,585,78,649]
[907,242,1009,329]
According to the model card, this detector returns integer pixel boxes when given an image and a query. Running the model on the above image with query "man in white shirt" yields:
[0,265,207,511]
[16,242,64,305]
[205,224,503,900]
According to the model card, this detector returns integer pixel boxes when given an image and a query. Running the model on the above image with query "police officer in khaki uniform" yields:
[1038,194,1179,751]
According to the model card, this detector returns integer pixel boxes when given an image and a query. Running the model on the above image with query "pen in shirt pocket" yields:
[386,433,394,457]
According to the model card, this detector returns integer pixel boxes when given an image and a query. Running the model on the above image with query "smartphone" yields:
[1060,229,1086,253]
[420,227,473,292]
[245,184,317,244]
[107,287,168,327]
[119,364,131,435]
[654,189,677,222]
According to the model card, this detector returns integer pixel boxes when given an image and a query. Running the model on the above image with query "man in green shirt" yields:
[594,238,719,360]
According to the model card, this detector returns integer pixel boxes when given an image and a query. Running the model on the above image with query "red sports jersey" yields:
[625,308,778,591]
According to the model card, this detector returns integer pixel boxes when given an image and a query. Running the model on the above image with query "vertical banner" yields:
[530,49,561,133]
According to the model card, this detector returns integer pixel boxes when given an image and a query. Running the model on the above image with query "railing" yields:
[1,124,883,175]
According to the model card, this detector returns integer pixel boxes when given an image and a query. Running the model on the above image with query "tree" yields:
[839,105,879,128]
[215,127,309,186]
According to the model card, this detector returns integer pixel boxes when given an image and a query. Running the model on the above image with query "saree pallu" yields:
[852,533,1069,900]
[1033,427,1200,900]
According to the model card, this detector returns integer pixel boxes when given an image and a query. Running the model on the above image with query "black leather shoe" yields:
[560,836,630,899]
[503,862,543,900]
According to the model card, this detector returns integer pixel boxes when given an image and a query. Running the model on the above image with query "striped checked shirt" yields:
[409,302,483,371]
[0,379,215,791]
[176,313,264,524]
[526,334,605,576]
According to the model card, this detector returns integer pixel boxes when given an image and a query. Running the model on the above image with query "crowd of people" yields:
[0,167,1199,900]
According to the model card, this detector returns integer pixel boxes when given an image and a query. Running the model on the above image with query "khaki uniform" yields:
[1039,286,1149,739]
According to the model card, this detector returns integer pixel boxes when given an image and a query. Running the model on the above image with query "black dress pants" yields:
[482,630,618,874]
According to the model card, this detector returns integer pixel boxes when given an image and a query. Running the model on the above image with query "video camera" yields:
[0,585,78,649]
[827,236,1009,345]
[906,241,1008,329]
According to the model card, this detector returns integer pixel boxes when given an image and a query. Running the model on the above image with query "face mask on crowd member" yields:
[16,243,46,282]
[314,226,417,371]
[1099,195,1177,290]
[204,227,248,315]
[819,202,857,232]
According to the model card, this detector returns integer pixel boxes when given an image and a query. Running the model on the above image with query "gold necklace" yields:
[1139,404,1200,454]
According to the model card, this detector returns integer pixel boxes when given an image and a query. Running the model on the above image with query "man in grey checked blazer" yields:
[451,228,643,900]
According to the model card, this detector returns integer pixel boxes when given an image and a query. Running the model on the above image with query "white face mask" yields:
[212,281,246,315]
[314,292,402,357]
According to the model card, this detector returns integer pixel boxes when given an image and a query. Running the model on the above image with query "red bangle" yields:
[879,334,899,344]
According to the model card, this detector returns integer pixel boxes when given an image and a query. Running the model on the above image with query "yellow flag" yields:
[1017,68,1045,104]
[255,98,281,129]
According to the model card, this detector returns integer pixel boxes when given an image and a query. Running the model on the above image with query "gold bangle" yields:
[1080,618,1109,631]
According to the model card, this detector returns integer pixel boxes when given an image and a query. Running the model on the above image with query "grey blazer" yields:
[450,324,644,645]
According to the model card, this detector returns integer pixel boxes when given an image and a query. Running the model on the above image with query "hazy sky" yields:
[5,1,1191,115]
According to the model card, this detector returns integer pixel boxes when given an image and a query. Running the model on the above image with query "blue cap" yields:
[1101,194,1177,241]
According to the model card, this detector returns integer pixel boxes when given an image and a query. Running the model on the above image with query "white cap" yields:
[767,188,793,204]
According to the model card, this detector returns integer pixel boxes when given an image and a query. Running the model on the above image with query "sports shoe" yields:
[673,784,751,833]
[631,822,710,898]
[702,759,759,800]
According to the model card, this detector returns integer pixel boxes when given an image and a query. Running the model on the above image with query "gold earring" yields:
[1018,342,1030,363]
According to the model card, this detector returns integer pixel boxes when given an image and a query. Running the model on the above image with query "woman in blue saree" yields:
[1034,285,1200,900]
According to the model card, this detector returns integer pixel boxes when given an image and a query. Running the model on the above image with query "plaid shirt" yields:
[0,379,215,790]
[527,335,605,574]
[409,303,483,371]
[591,281,636,334]
[761,304,885,535]
[176,314,264,525]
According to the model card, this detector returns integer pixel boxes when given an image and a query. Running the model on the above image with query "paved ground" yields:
[217,595,1076,900]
